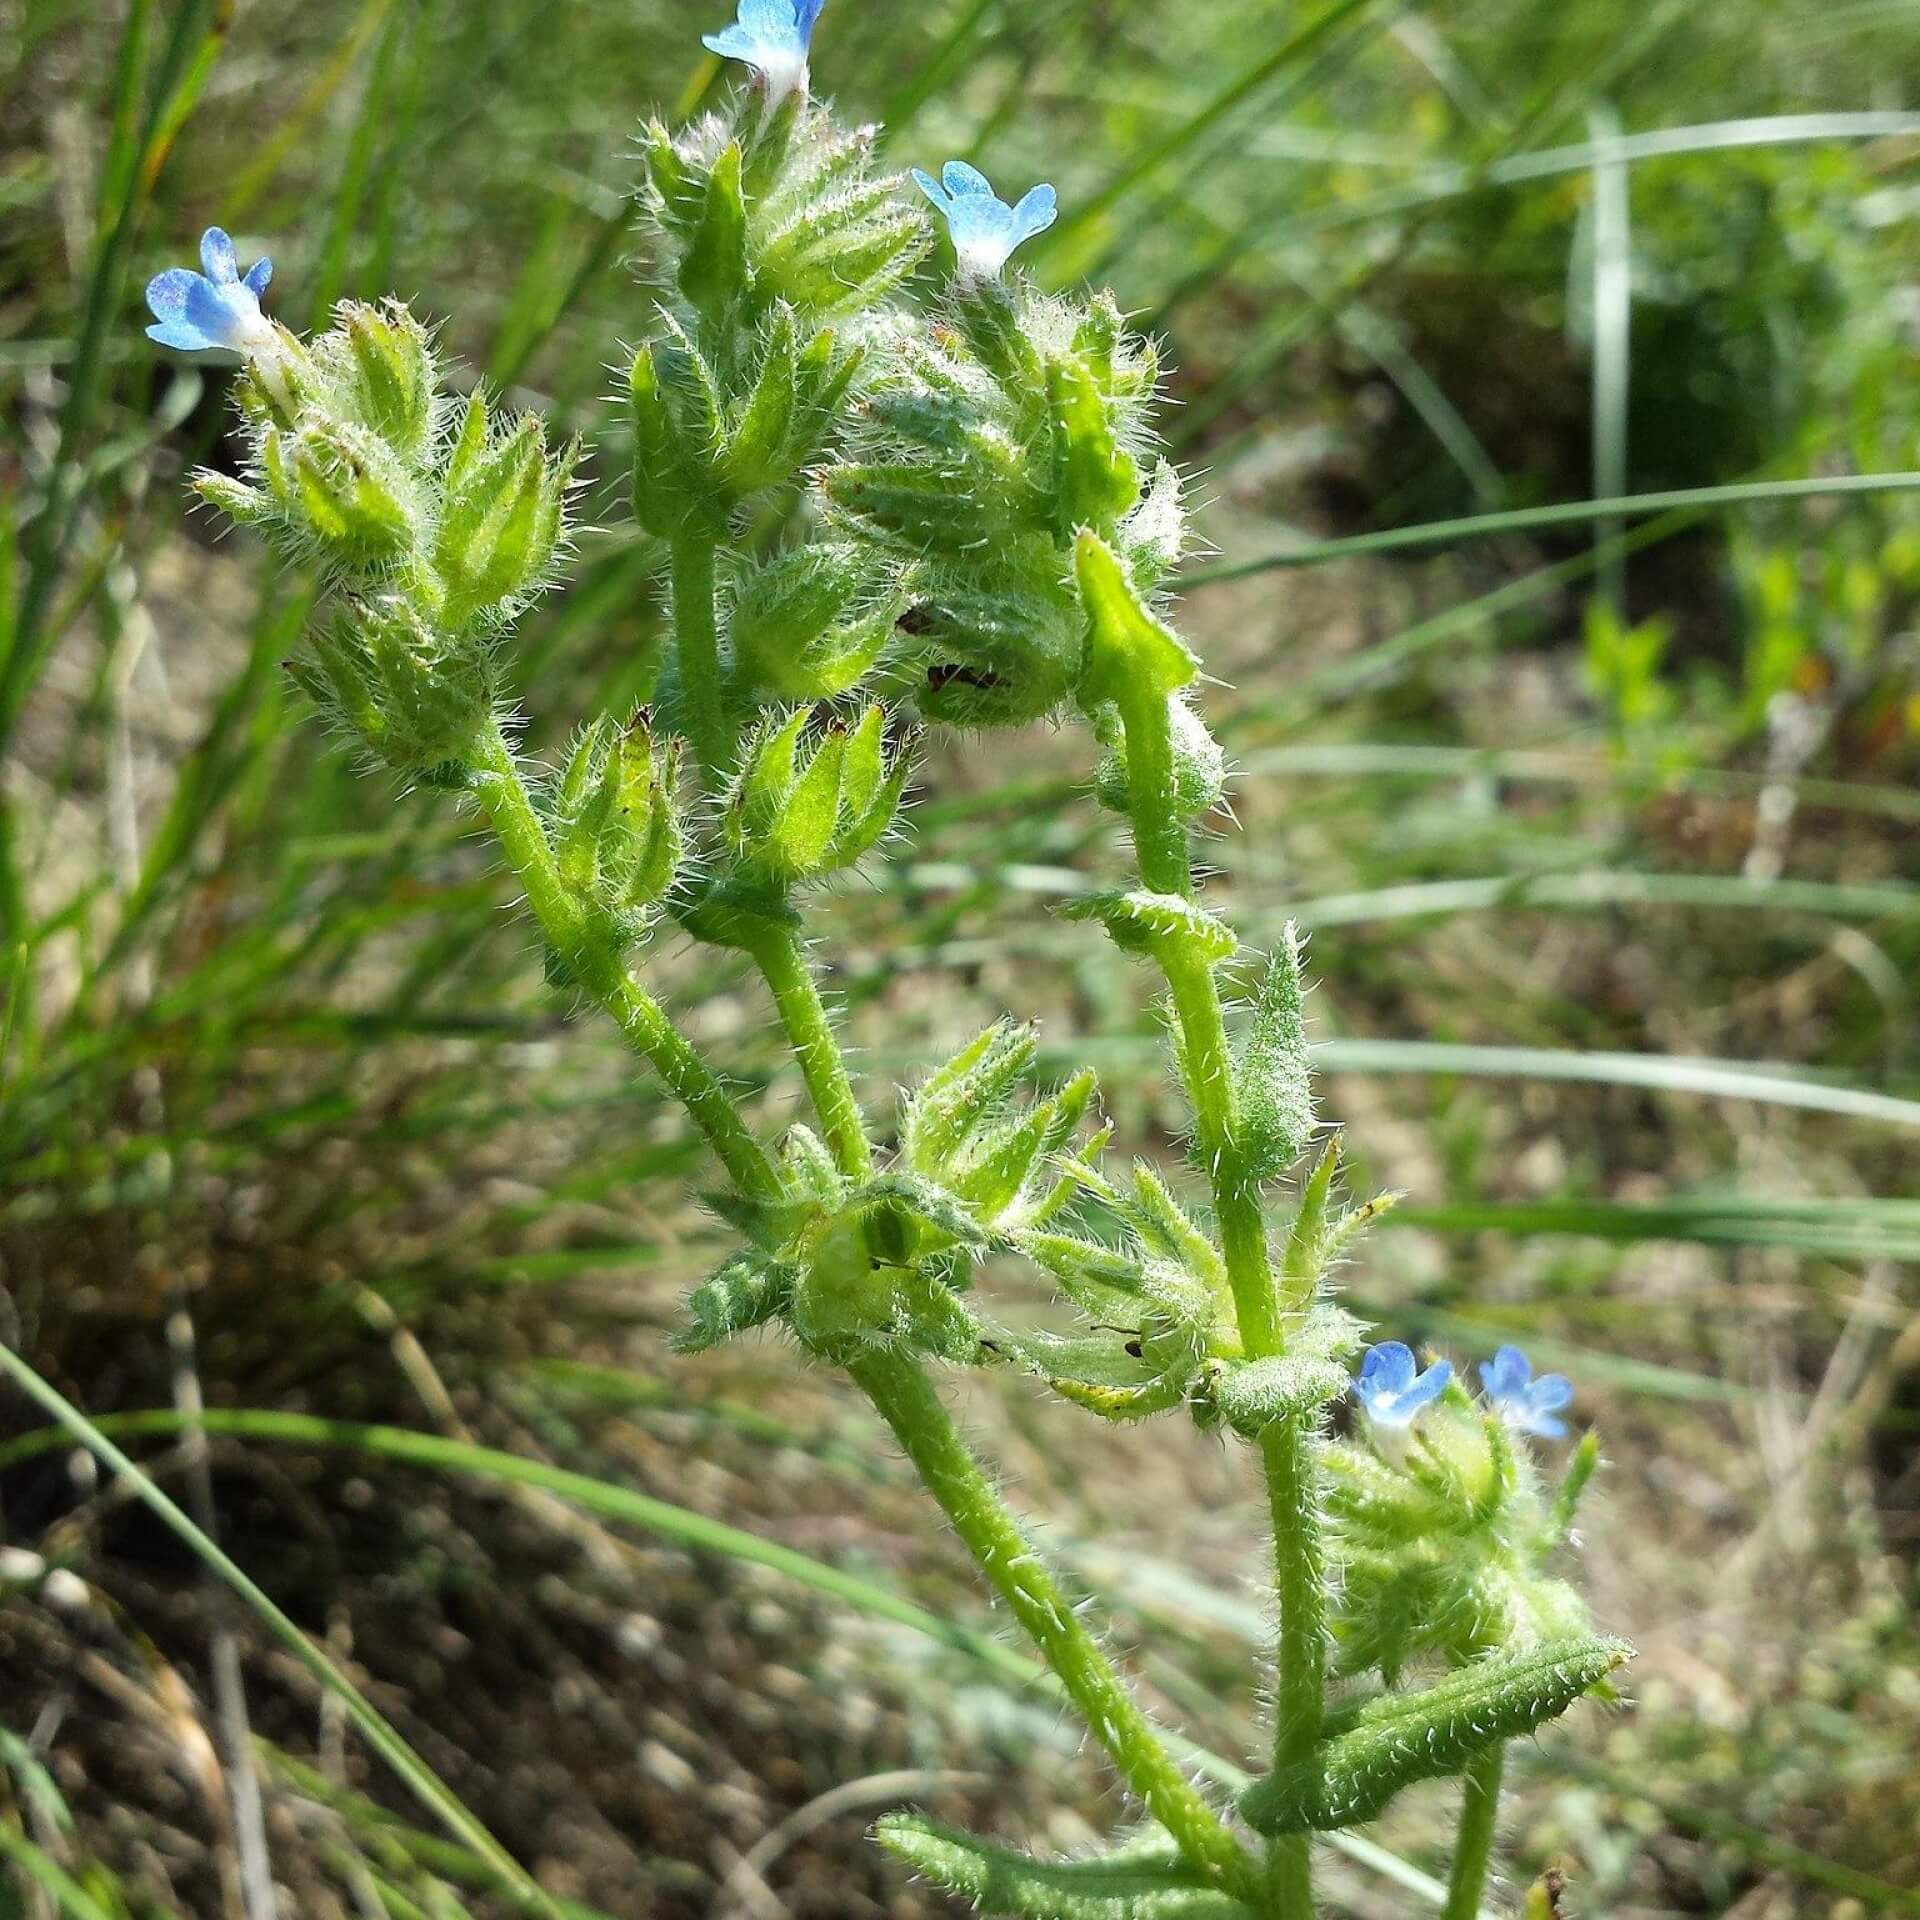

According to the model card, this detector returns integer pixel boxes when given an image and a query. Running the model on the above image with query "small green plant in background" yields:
[131,3,1631,1914]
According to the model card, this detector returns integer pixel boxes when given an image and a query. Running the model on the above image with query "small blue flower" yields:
[1478,1345,1573,1439]
[1353,1342,1452,1429]
[703,0,825,100]
[911,161,1057,280]
[146,228,275,357]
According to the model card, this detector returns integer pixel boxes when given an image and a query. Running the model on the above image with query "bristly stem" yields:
[1117,687,1323,1919]
[1443,1743,1506,1920]
[471,721,780,1204]
[848,1345,1261,1903]
[670,534,732,788]
[749,921,874,1179]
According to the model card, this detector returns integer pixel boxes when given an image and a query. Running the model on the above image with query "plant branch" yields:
[471,721,780,1204]
[848,1346,1260,1903]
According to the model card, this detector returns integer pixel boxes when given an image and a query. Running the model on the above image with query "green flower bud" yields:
[790,1213,907,1355]
[549,714,685,937]
[1234,922,1317,1182]
[730,543,905,701]
[725,705,912,884]
[629,326,730,541]
[293,599,493,773]
[900,544,1087,730]
[434,401,574,623]
[330,299,436,464]
[265,421,417,570]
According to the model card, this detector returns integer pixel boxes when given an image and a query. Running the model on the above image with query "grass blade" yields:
[0,1347,566,1920]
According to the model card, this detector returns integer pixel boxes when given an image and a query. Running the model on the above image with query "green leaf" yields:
[725,308,801,497]
[877,1814,1252,1919]
[1205,1355,1347,1438]
[1073,530,1197,708]
[679,140,751,323]
[1060,890,1238,966]
[1048,354,1140,538]
[676,1250,799,1353]
[1242,1635,1632,1834]
[1234,923,1315,1181]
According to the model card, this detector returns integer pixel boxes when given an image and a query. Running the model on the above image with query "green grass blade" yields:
[0,1348,565,1920]
[1312,1040,1920,1130]
[1184,473,1920,585]
[0,1824,157,1920]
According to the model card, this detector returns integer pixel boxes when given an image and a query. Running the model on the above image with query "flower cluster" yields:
[1353,1339,1574,1439]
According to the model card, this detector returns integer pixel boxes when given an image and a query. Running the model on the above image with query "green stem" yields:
[1116,692,1322,1919]
[749,921,874,1180]
[471,723,779,1204]
[848,1346,1259,1903]
[1443,1744,1505,1920]
[671,535,732,788]
[1117,685,1195,900]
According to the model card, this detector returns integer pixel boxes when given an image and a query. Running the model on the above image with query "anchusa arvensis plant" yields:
[148,8,1628,1912]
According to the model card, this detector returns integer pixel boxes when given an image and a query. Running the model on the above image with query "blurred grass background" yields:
[2,0,1919,1914]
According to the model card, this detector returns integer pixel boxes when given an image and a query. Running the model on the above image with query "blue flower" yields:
[703,0,825,99]
[910,162,1057,280]
[146,229,275,357]
[1353,1342,1452,1429]
[1478,1345,1573,1439]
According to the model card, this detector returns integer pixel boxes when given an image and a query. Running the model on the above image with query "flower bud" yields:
[629,328,729,541]
[332,300,436,464]
[549,714,685,935]
[264,422,417,570]
[904,551,1086,730]
[726,704,912,885]
[730,543,904,701]
[290,598,493,773]
[434,400,573,622]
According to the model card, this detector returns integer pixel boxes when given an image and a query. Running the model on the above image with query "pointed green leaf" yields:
[878,1814,1251,1920]
[680,140,751,322]
[1242,1635,1632,1834]
[1049,354,1141,538]
[676,1251,799,1353]
[1235,923,1316,1181]
[1074,530,1197,707]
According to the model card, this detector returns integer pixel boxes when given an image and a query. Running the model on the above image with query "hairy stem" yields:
[848,1346,1259,1902]
[749,921,873,1180]
[1117,693,1322,1919]
[1443,1744,1506,1920]
[670,534,732,788]
[471,722,779,1204]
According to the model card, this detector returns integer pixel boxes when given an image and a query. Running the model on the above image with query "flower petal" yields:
[243,254,273,298]
[1529,1373,1574,1413]
[1361,1342,1416,1394]
[910,167,950,212]
[1480,1345,1530,1398]
[146,318,217,352]
[793,0,827,39]
[200,227,238,284]
[1010,182,1058,246]
[146,268,200,325]
[942,159,995,199]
